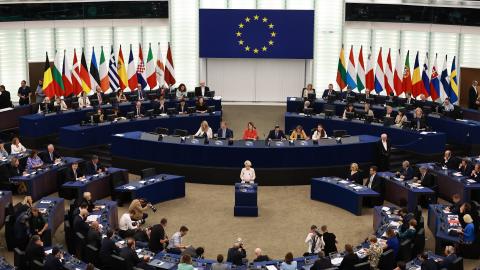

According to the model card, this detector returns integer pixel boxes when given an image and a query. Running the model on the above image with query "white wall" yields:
[206,58,305,102]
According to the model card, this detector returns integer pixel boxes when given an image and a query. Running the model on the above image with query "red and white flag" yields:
[393,49,404,96]
[384,48,394,96]
[365,48,374,93]
[164,42,176,86]
[72,49,82,95]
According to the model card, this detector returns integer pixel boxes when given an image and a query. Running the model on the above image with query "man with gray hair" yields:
[376,133,391,171]
[253,248,270,262]
[85,154,104,175]
[227,238,247,266]
[41,143,60,164]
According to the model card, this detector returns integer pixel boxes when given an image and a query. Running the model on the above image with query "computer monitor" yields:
[146,109,154,118]
[167,108,177,115]
[187,106,196,114]
[327,94,336,103]
[308,93,316,100]
[206,91,215,98]
[90,99,99,106]
[173,129,188,137]
[346,95,356,103]
[383,116,394,126]
[166,93,176,100]
[126,111,134,119]
[147,93,157,101]
[187,92,195,99]
[71,102,79,110]
[109,97,117,105]
[303,108,314,115]
[207,106,215,113]
[366,97,374,104]
[345,112,354,120]
[333,130,347,138]
[107,114,116,122]
[365,115,374,123]
[356,111,366,119]
[129,94,138,101]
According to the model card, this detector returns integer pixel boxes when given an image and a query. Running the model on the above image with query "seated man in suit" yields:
[418,252,437,270]
[411,107,427,130]
[253,248,270,262]
[195,81,210,97]
[177,98,188,114]
[41,144,61,164]
[85,154,105,175]
[402,92,415,106]
[25,235,46,267]
[153,96,167,115]
[311,251,332,270]
[300,100,313,114]
[135,83,146,101]
[339,244,359,270]
[120,238,153,270]
[93,86,107,105]
[341,86,356,101]
[437,246,457,270]
[441,150,457,170]
[133,101,145,118]
[458,158,473,176]
[79,192,99,213]
[322,83,337,100]
[267,125,287,140]
[65,162,84,182]
[384,105,395,119]
[44,246,64,270]
[87,221,102,250]
[414,166,435,188]
[396,160,414,180]
[470,163,480,182]
[217,121,234,139]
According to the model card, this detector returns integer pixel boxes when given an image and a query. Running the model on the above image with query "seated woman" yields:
[395,110,408,127]
[78,91,91,108]
[470,163,480,182]
[242,122,258,140]
[311,124,328,140]
[54,96,68,111]
[26,150,43,170]
[10,137,26,154]
[280,252,297,270]
[116,89,127,103]
[194,120,213,139]
[176,83,187,99]
[461,214,476,244]
[398,219,417,242]
[95,108,105,123]
[349,163,362,185]
[240,160,256,184]
[290,125,309,140]
[342,103,355,119]
[0,142,8,158]
[302,83,315,98]
[363,103,374,117]
[196,97,208,113]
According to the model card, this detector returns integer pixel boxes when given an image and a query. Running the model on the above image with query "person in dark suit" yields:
[449,194,462,214]
[402,92,415,106]
[470,163,480,182]
[94,86,107,105]
[338,244,359,270]
[365,166,383,205]
[85,155,104,175]
[195,82,210,97]
[65,162,83,182]
[0,85,13,109]
[25,235,45,267]
[349,163,363,185]
[99,229,120,267]
[396,160,414,180]
[41,144,61,164]
[341,87,356,101]
[14,213,31,250]
[153,96,167,115]
[438,246,457,269]
[73,209,90,237]
[376,134,392,171]
[227,239,247,266]
[78,192,97,213]
[322,84,337,100]
[266,125,286,140]
[441,150,457,170]
[415,166,435,188]
[253,248,270,262]
[468,81,479,110]
[149,218,168,253]
[44,246,64,270]
[398,208,415,232]
[133,101,145,118]
[419,252,438,270]
[120,238,153,270]
[217,121,234,139]
[177,98,188,114]
[311,251,332,270]
[87,221,102,249]
[458,158,473,176]
[411,107,427,130]
[135,83,146,101]
[321,225,338,255]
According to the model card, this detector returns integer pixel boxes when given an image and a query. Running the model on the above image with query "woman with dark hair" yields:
[280,252,297,270]
[26,150,43,170]
[312,124,327,140]
[116,89,127,103]
[395,110,408,127]
[290,125,309,140]
[178,254,194,270]
[342,103,355,119]
[196,97,208,113]
[242,122,258,140]
[177,83,187,99]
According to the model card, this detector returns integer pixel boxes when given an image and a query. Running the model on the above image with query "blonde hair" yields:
[351,163,359,171]
[244,160,252,167]
[201,121,209,131]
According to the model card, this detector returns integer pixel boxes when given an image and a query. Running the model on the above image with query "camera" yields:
[149,204,157,213]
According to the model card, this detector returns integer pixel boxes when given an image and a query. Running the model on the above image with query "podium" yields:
[234,183,258,217]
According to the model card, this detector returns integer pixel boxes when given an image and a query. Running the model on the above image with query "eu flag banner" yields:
[199,9,314,59]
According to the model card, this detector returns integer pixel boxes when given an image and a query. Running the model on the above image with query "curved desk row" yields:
[19,98,222,139]
[287,97,480,147]
[111,131,379,185]
[427,204,462,254]
[285,112,446,156]
[58,112,222,150]
[0,105,32,131]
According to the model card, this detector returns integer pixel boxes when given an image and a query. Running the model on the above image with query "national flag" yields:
[393,49,403,96]
[108,46,120,92]
[421,53,431,98]
[117,45,128,90]
[384,48,394,96]
[336,45,347,90]
[439,55,451,101]
[136,44,147,90]
[99,46,109,92]
[155,43,166,89]
[42,52,55,99]
[374,48,385,94]
[450,56,459,104]
[365,48,374,93]
[72,49,82,95]
[346,45,357,90]
[165,42,176,86]
[80,49,92,93]
[52,50,65,97]
[89,47,101,91]
[429,53,440,102]
[402,50,412,95]
[146,43,156,89]
[356,46,366,92]
[412,51,425,98]
[62,50,73,97]
[127,45,138,90]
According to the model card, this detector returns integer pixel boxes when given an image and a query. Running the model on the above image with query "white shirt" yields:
[305,232,324,254]
[11,143,26,154]
[119,213,138,231]
[201,87,205,96]
[312,130,328,140]
[368,174,375,188]
[167,231,183,249]
[382,140,387,151]
[79,96,91,108]
[195,127,213,139]
[240,168,256,183]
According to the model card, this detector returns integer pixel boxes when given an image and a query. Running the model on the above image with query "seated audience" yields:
[471,163,480,182]
[212,254,229,270]
[44,246,64,270]
[99,229,120,266]
[196,97,208,113]
[242,122,258,140]
[85,154,105,175]
[135,83,146,101]
[339,244,359,270]
[26,150,43,170]
[411,107,427,130]
[365,166,382,193]
[79,192,97,213]
[418,252,437,270]
[54,96,68,111]
[25,235,45,266]
[349,163,362,185]
[116,89,127,103]
[93,108,104,123]
[240,160,256,184]
[73,208,90,237]
[342,87,356,101]
[384,105,394,119]
[167,225,190,254]
[267,125,287,140]
[177,98,188,114]
[94,86,107,105]
[311,124,328,140]
[302,83,315,98]
[342,103,355,119]
[438,246,457,269]
[280,252,297,270]
[415,166,435,188]
[362,103,374,118]
[120,238,153,270]
[41,144,60,164]
[395,110,408,127]
[29,207,48,237]
[321,225,338,255]
[65,162,84,181]
[366,235,383,270]
[78,91,91,108]
[458,158,473,176]
[87,220,102,249]
[253,248,270,262]
[448,194,462,214]
[311,251,332,270]
[441,150,457,170]
[396,160,414,180]
[176,83,187,99]
[217,121,234,139]
[227,238,247,266]
[384,228,400,257]
[322,83,336,99]
[442,97,454,113]
[10,137,26,154]
[177,254,195,270]
[398,208,415,232]
[119,210,139,238]
[398,219,417,241]
[0,142,8,158]
[290,125,309,140]
[194,120,213,139]
[39,97,52,113]
[8,157,23,178]
[154,96,168,114]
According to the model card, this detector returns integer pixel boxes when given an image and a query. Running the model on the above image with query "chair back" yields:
[141,168,157,179]
[14,248,26,270]
[378,249,395,270]
[353,261,370,270]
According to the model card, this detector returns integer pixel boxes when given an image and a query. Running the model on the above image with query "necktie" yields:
[417,119,420,129]
[74,170,77,179]
[139,90,143,100]
[98,93,102,104]
[223,129,226,138]
[137,108,140,115]
[50,152,53,161]
[275,131,278,138]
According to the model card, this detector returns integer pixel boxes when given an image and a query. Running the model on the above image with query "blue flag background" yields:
[199,9,314,59]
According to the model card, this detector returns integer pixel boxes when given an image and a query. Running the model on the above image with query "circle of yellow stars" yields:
[236,14,276,54]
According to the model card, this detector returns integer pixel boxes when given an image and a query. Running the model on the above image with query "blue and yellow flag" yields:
[199,9,314,59]
[449,56,458,103]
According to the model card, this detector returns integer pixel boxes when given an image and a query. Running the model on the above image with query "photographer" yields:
[227,238,247,266]
[305,225,324,255]
[129,198,154,222]
[119,210,139,238]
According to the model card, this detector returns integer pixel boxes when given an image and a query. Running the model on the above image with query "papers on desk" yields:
[289,97,297,101]
[45,249,53,255]
[453,172,463,177]
[456,119,468,122]
[331,257,343,266]
[467,179,477,183]
[266,265,278,270]
[114,134,125,137]
[40,200,51,204]
[124,185,136,190]
[382,206,390,211]
[86,215,100,222]
[420,131,437,134]
[339,180,349,184]
[393,177,403,181]
[213,95,222,100]
[0,107,13,112]
[139,181,146,185]
[389,221,400,228]
[159,113,168,117]
[352,186,363,190]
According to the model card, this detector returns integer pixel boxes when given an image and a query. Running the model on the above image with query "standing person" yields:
[376,134,391,171]
[320,225,337,256]
[149,218,169,253]
[468,80,479,110]
[305,225,324,255]
[240,160,256,184]
[227,238,247,266]
[18,80,31,105]
[0,85,12,109]
[29,207,48,238]
[35,79,45,104]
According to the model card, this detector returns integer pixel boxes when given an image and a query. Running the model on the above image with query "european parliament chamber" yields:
[0,1,480,270]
